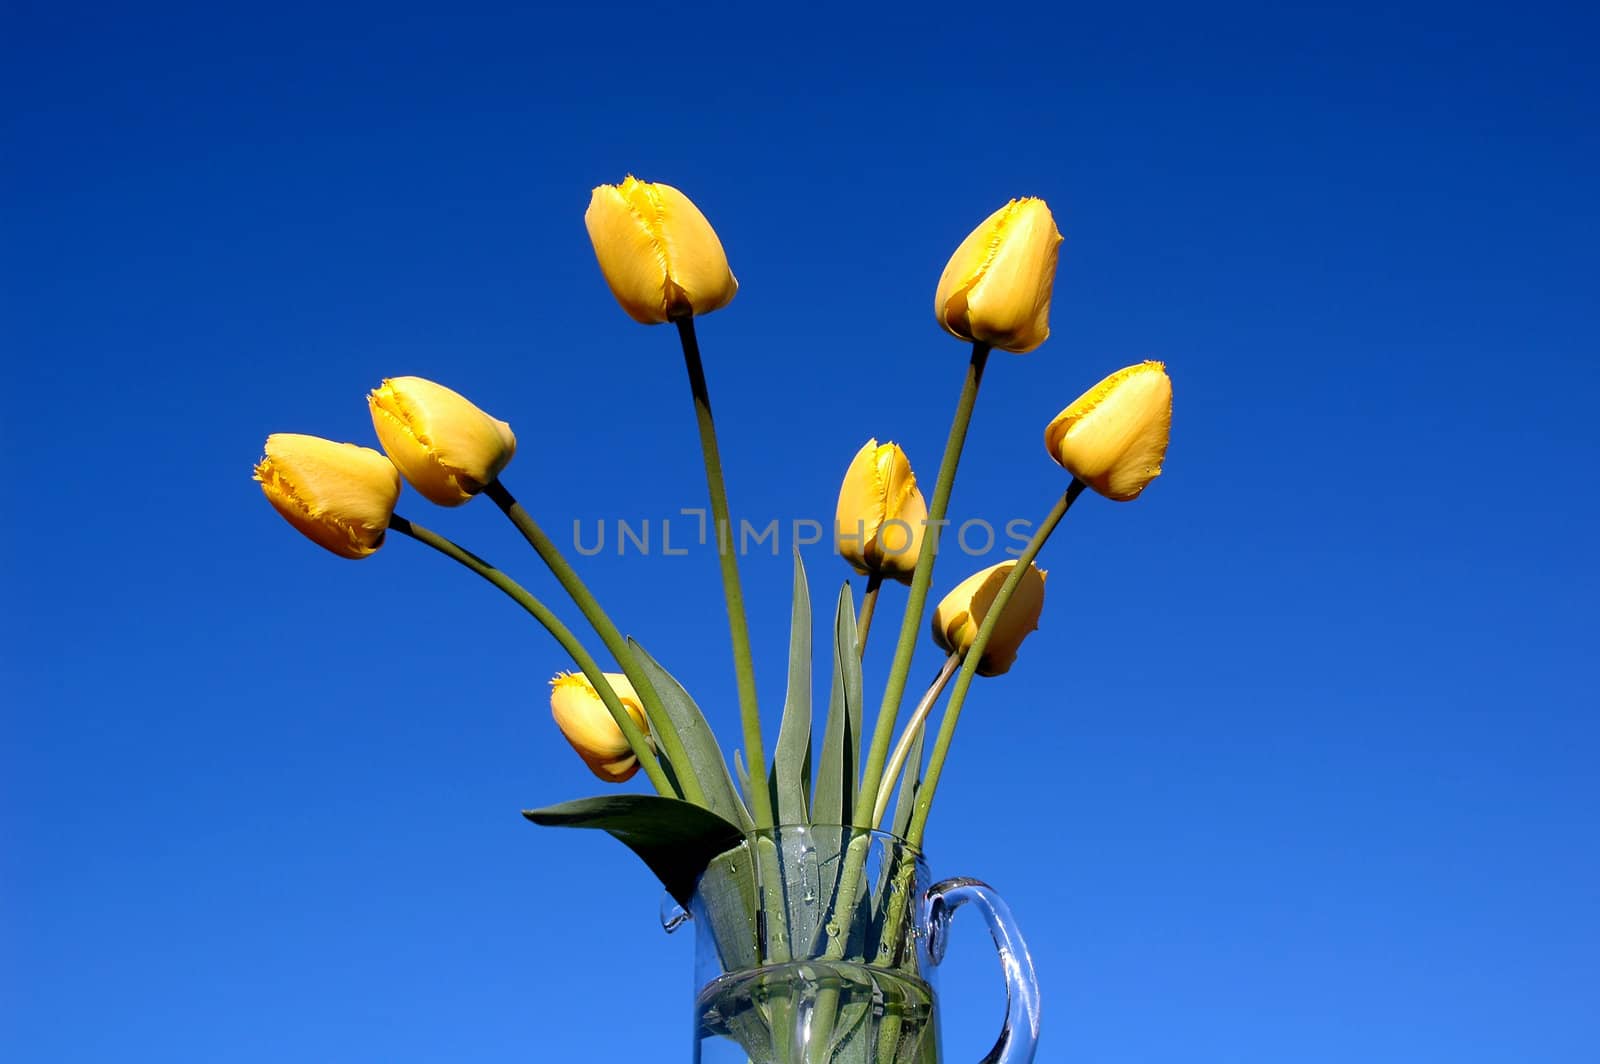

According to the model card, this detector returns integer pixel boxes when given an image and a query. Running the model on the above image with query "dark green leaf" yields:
[814,583,863,827]
[769,549,813,825]
[523,795,745,906]
[627,639,754,832]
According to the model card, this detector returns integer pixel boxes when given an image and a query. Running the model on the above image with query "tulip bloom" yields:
[585,176,738,324]
[1045,361,1172,501]
[931,561,1047,676]
[550,671,651,783]
[835,439,928,583]
[368,376,516,507]
[934,198,1063,354]
[253,434,401,559]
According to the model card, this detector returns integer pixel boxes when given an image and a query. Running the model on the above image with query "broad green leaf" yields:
[769,549,813,825]
[627,639,754,832]
[523,794,744,905]
[814,582,863,827]
[812,590,865,960]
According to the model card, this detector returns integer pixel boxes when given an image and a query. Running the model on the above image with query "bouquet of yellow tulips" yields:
[254,176,1172,1063]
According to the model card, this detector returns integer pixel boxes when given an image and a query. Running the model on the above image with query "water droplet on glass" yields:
[659,893,690,934]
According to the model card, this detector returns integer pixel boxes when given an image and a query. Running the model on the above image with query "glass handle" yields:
[925,876,1042,1064]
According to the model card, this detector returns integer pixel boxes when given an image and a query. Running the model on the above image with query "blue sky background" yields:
[4,1,1597,1061]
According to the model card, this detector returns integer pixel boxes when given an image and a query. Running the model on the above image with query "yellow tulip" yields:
[934,197,1063,354]
[931,561,1047,677]
[550,671,651,783]
[585,176,738,324]
[1044,361,1172,501]
[368,376,516,507]
[835,439,928,583]
[253,433,401,560]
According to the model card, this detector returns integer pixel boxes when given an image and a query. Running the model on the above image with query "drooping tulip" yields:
[930,561,1047,677]
[368,376,516,507]
[834,439,928,583]
[585,176,738,324]
[934,198,1063,354]
[1045,361,1172,501]
[549,671,651,783]
[253,434,401,559]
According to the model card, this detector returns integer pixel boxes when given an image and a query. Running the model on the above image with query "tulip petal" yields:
[834,439,927,583]
[1045,361,1172,501]
[369,377,516,507]
[254,434,400,559]
[930,561,1046,676]
[625,179,738,319]
[836,439,887,570]
[586,176,738,324]
[550,671,651,783]
[586,182,675,324]
[935,198,1062,354]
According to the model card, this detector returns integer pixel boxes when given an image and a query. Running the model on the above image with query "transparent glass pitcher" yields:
[664,826,1040,1063]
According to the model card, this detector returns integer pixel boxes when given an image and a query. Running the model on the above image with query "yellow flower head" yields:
[834,439,928,584]
[549,671,651,784]
[253,433,401,559]
[585,176,738,324]
[931,561,1047,677]
[934,198,1063,354]
[368,376,516,507]
[1045,361,1172,501]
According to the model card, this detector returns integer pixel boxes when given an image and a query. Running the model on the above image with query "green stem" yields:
[906,478,1087,847]
[854,574,884,658]
[870,653,959,829]
[482,480,708,808]
[676,317,772,829]
[855,342,990,826]
[388,514,675,797]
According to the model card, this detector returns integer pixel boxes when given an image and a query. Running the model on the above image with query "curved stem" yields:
[388,514,674,797]
[855,574,884,658]
[871,653,959,828]
[482,480,708,808]
[855,342,990,825]
[676,317,772,829]
[906,479,1087,847]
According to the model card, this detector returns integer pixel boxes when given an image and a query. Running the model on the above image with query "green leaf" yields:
[888,725,926,842]
[814,582,863,827]
[523,795,745,905]
[627,639,754,832]
[769,549,813,826]
[733,748,751,799]
[829,1001,871,1058]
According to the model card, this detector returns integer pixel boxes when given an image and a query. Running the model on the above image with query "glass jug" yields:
[665,826,1040,1063]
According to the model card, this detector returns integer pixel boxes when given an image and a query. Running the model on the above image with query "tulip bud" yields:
[550,671,652,783]
[253,433,401,559]
[934,198,1063,354]
[1044,361,1172,501]
[834,439,928,584]
[931,561,1047,677]
[368,376,516,507]
[585,176,738,324]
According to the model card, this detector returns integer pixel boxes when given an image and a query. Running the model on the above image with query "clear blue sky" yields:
[4,2,1597,1061]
